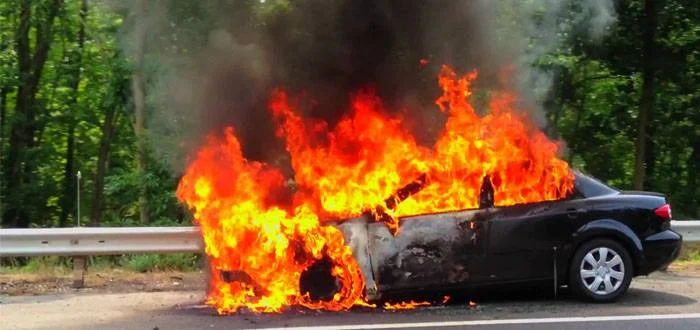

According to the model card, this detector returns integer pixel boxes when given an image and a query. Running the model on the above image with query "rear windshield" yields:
[573,171,618,198]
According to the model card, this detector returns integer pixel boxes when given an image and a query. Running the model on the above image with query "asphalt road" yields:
[2,270,699,330]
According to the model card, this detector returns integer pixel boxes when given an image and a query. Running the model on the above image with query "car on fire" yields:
[306,171,683,303]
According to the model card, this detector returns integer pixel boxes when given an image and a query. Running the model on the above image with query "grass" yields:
[121,253,201,272]
[0,253,202,274]
[677,242,700,263]
[0,256,71,274]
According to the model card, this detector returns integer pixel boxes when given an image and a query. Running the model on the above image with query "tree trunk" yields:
[91,52,129,227]
[0,37,10,219]
[0,87,7,140]
[59,0,87,227]
[0,87,7,151]
[133,74,149,224]
[58,124,76,226]
[3,0,64,227]
[132,0,149,224]
[90,98,118,227]
[634,0,656,191]
[688,138,700,218]
[0,87,8,219]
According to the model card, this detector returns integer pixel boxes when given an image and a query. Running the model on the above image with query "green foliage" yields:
[121,253,200,273]
[0,0,698,235]
[535,1,699,218]
[101,157,184,226]
[0,256,71,273]
[1,254,201,273]
[678,243,700,263]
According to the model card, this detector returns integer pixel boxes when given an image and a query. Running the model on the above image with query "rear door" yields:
[482,200,580,282]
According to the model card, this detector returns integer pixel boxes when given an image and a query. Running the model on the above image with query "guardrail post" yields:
[72,256,87,288]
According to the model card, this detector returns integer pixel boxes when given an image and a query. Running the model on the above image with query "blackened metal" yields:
[368,173,428,229]
[368,210,484,291]
[219,270,269,296]
[220,270,253,284]
[384,173,428,210]
[479,175,494,209]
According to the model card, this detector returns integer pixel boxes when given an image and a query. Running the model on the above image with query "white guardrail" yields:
[671,220,700,243]
[0,221,697,287]
[0,221,698,258]
[0,226,202,257]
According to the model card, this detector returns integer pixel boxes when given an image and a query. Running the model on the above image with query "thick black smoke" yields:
[118,0,615,172]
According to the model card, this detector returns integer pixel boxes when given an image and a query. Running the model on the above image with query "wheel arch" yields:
[568,219,644,277]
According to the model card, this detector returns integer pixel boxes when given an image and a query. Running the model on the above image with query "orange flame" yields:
[383,300,432,310]
[177,65,574,314]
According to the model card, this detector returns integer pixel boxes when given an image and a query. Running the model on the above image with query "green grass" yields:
[120,253,201,272]
[0,256,71,274]
[0,253,202,273]
[678,243,700,263]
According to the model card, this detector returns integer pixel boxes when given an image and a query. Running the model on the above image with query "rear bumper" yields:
[638,229,682,275]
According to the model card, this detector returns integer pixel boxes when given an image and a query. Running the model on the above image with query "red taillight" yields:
[654,204,672,220]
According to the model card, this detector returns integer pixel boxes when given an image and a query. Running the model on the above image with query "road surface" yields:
[2,270,699,330]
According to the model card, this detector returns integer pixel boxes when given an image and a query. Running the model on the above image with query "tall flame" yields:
[177,65,574,314]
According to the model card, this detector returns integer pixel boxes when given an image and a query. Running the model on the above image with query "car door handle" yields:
[566,208,584,219]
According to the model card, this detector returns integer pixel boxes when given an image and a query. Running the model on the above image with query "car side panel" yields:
[367,209,489,291]
[484,200,576,282]
[640,230,682,274]
[351,191,675,295]
[567,194,668,276]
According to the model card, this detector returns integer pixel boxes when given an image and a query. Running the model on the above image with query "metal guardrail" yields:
[0,221,698,258]
[671,220,700,243]
[0,226,203,288]
[0,221,697,287]
[0,226,202,257]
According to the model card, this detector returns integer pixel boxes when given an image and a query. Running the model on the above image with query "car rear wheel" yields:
[569,238,633,302]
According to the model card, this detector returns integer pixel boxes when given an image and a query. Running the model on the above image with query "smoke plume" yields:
[117,0,616,173]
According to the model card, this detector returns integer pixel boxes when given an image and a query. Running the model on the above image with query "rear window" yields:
[573,172,618,198]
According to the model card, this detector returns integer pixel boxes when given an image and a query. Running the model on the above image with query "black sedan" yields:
[329,171,682,302]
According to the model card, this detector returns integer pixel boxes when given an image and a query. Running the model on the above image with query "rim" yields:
[579,247,625,295]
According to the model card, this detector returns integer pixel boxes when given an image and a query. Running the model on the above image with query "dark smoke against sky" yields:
[116,0,616,173]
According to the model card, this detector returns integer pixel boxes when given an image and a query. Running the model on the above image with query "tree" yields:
[3,0,64,227]
[58,0,88,226]
[633,0,657,190]
[130,0,149,224]
[91,57,129,227]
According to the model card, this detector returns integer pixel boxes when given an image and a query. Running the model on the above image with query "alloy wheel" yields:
[579,247,625,295]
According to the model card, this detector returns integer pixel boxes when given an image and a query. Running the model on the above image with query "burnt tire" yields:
[569,238,633,302]
[299,258,340,302]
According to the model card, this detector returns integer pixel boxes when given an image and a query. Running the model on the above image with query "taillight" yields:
[654,204,672,220]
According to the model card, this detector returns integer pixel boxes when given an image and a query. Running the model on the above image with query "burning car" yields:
[321,171,683,304]
[176,65,681,313]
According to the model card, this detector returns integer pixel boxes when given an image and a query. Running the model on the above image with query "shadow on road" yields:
[618,287,697,306]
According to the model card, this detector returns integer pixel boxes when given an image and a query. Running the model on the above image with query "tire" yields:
[569,238,633,302]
